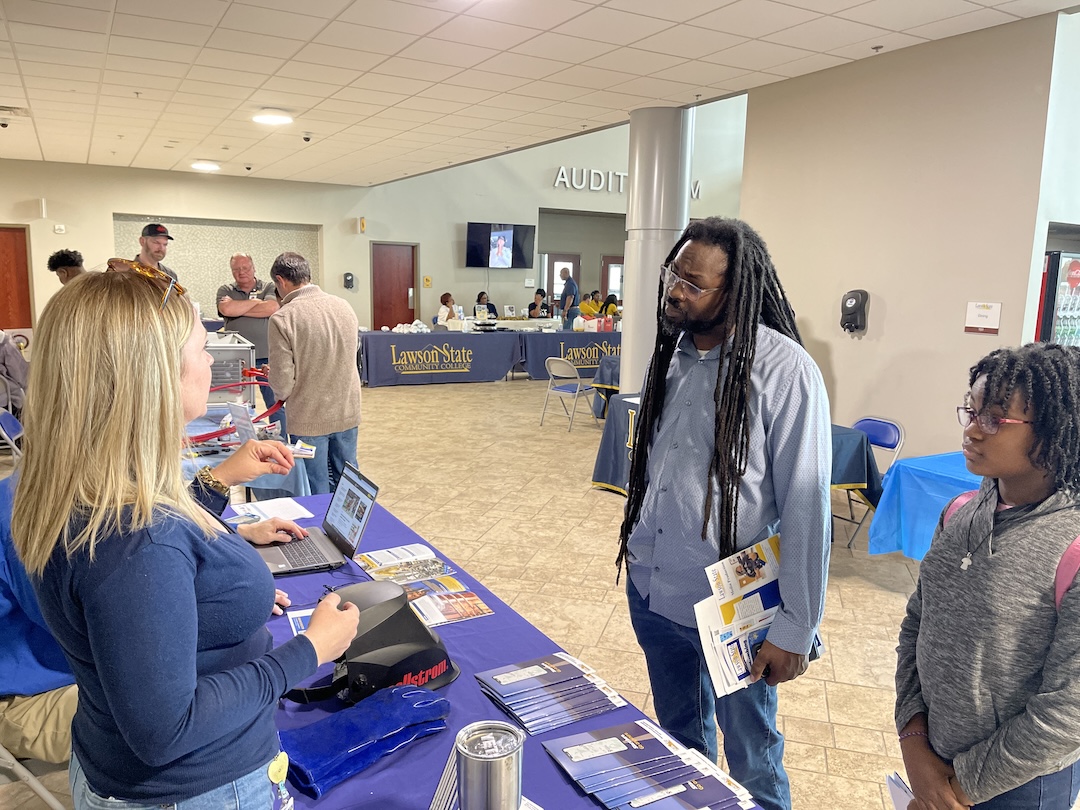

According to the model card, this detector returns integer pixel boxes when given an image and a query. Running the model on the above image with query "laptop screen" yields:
[324,465,378,554]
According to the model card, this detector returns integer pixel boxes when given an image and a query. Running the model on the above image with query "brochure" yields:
[402,576,470,603]
[368,559,457,585]
[410,591,493,627]
[285,608,314,636]
[887,772,915,810]
[353,543,435,570]
[232,498,313,521]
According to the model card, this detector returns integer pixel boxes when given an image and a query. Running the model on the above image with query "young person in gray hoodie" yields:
[896,343,1080,809]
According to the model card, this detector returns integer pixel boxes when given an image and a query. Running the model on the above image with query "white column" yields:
[621,107,694,394]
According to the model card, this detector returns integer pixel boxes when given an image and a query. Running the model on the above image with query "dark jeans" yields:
[254,357,285,435]
[627,579,791,810]
[292,427,357,495]
[974,761,1080,809]
[561,306,580,331]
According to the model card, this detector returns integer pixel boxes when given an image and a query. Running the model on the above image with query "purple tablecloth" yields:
[250,496,643,809]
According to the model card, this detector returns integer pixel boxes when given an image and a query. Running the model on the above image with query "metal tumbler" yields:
[455,720,525,810]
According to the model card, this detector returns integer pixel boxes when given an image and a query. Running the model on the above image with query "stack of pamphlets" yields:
[428,744,544,810]
[475,652,627,735]
[694,535,822,697]
[543,719,761,809]
[354,544,493,628]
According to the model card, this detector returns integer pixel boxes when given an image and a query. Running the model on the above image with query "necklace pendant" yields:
[960,554,972,571]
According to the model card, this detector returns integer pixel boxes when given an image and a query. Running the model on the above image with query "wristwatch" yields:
[196,466,230,497]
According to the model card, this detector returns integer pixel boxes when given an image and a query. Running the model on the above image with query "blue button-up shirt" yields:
[627,326,832,654]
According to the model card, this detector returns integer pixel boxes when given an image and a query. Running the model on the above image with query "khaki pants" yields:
[0,684,77,763]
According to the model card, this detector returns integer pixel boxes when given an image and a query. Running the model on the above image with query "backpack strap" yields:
[943,490,978,527]
[1054,535,1080,612]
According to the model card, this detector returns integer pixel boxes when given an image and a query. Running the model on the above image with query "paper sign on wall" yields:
[965,302,1001,335]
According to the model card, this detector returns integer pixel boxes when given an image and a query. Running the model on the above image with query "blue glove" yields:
[280,686,451,796]
[288,718,448,798]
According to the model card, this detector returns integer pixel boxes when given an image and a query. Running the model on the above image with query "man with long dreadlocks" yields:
[617,217,831,810]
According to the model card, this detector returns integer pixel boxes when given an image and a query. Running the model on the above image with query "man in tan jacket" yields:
[267,252,362,494]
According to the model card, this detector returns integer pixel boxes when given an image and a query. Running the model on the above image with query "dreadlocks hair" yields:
[969,342,1080,496]
[616,217,802,579]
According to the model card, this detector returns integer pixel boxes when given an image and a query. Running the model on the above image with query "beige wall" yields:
[741,15,1058,458]
[538,210,626,298]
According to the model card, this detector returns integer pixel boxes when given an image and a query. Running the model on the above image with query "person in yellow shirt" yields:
[580,290,601,317]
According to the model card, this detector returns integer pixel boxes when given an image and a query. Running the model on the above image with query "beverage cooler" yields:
[1036,252,1080,343]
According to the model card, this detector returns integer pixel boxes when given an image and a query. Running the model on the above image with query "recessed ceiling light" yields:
[191,160,220,172]
[253,108,293,125]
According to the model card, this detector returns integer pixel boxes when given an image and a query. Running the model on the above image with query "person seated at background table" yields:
[475,291,498,318]
[598,294,619,317]
[528,289,549,318]
[11,267,359,810]
[437,292,457,326]
[580,291,601,316]
[895,342,1080,810]
[47,249,85,286]
[0,329,29,416]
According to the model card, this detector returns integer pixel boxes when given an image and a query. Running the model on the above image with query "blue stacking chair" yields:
[840,416,904,548]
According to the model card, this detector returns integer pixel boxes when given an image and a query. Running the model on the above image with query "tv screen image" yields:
[465,222,535,269]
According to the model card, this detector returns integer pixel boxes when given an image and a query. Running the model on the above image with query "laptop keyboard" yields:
[279,538,327,568]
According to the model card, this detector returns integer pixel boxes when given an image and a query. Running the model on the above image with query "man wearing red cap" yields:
[135,223,178,282]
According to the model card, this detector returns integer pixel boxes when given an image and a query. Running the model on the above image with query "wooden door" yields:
[600,254,624,304]
[544,252,580,313]
[0,227,32,328]
[371,243,416,329]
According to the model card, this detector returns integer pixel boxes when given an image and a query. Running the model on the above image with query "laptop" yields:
[253,464,379,576]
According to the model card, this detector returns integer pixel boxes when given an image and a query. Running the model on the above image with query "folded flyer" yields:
[410,591,493,627]
[354,543,435,570]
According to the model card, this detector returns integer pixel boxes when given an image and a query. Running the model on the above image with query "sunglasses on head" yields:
[106,258,185,310]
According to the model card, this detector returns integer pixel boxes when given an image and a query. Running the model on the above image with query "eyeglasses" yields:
[956,406,1033,435]
[106,258,185,310]
[661,264,723,302]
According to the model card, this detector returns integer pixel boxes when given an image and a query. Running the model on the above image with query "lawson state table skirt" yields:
[360,331,523,387]
[521,331,621,380]
[592,394,883,507]
[867,451,980,560]
[252,496,651,810]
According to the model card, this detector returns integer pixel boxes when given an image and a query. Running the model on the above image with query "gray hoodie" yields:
[895,478,1080,803]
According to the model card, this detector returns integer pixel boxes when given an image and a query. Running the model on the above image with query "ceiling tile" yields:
[482,120,546,135]
[632,25,746,59]
[196,48,286,74]
[108,35,200,64]
[99,85,174,102]
[262,76,343,98]
[450,103,519,121]
[511,80,590,101]
[609,75,698,98]
[560,88,655,109]
[17,42,104,67]
[370,56,461,81]
[769,0,867,11]
[703,39,814,70]
[9,22,106,51]
[493,93,554,111]
[991,0,1078,16]
[243,0,351,15]
[245,89,323,109]
[314,21,417,55]
[338,0,453,35]
[443,69,530,92]
[428,16,541,50]
[511,110,580,127]
[603,0,741,23]
[19,61,100,82]
[691,0,821,38]
[417,83,498,103]
[204,28,305,57]
[23,74,97,93]
[544,64,637,90]
[465,0,593,29]
[300,108,361,124]
[220,4,328,39]
[187,66,269,89]
[4,0,109,32]
[292,43,386,72]
[107,55,188,77]
[474,51,566,78]
[171,92,245,110]
[837,0,986,30]
[115,0,229,25]
[768,52,851,77]
[394,96,469,114]
[827,31,927,59]
[765,16,892,50]
[510,31,618,62]
[351,73,432,95]
[724,71,784,90]
[312,98,386,116]
[333,87,409,106]
[585,47,685,74]
[553,7,673,45]
[179,80,254,100]
[111,14,213,46]
[654,60,750,85]
[906,7,1019,38]
[275,62,362,86]
[395,38,500,68]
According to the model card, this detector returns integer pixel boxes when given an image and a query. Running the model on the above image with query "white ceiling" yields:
[0,0,1074,186]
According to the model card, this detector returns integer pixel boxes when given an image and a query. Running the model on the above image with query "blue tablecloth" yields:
[591,354,621,418]
[868,452,980,560]
[521,331,622,380]
[254,497,653,810]
[184,406,310,497]
[360,331,522,387]
[592,394,882,506]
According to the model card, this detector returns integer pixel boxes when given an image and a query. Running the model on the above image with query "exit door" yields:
[0,227,32,329]
[371,243,416,329]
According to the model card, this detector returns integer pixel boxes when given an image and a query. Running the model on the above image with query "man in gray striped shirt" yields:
[617,218,832,810]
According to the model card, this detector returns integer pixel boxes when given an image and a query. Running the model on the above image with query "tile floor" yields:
[1,378,919,810]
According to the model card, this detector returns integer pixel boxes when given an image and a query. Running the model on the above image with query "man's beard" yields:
[660,297,725,338]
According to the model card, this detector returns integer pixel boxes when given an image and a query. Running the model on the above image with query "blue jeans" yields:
[254,357,285,435]
[70,750,273,810]
[562,306,580,331]
[292,426,357,495]
[627,580,790,810]
[973,761,1080,809]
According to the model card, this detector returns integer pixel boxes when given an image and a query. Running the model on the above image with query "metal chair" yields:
[838,416,904,547]
[0,406,23,461]
[540,357,599,431]
[0,743,67,810]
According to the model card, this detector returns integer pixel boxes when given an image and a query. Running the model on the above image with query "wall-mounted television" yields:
[465,222,536,269]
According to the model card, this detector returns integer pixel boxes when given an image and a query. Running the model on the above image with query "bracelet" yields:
[898,731,929,742]
[196,466,230,497]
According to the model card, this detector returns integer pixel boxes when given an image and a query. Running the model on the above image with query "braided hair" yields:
[969,343,1080,495]
[616,217,801,578]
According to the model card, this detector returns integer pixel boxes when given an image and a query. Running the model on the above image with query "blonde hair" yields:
[12,271,220,575]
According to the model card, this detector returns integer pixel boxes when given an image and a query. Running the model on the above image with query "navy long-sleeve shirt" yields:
[33,507,317,802]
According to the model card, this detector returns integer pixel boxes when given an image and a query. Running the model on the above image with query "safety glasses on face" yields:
[661,263,723,302]
[106,258,185,310]
[956,406,1033,435]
